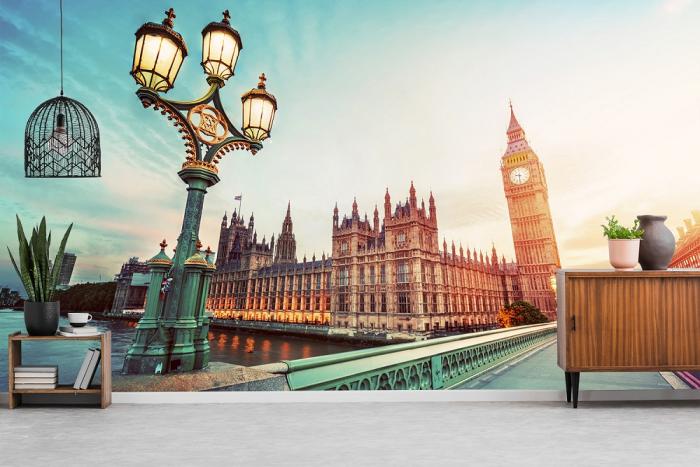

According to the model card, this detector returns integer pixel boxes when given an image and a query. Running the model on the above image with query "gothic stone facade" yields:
[331,185,523,334]
[208,204,333,325]
[208,107,560,334]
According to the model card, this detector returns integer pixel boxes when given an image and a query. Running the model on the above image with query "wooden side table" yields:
[557,269,700,408]
[8,331,112,409]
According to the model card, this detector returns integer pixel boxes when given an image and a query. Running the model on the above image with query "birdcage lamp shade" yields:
[201,18,242,81]
[24,96,101,177]
[131,22,187,92]
[241,75,277,141]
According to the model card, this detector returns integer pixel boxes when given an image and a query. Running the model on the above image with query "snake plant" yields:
[7,215,73,302]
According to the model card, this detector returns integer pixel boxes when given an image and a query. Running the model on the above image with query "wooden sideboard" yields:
[557,269,700,408]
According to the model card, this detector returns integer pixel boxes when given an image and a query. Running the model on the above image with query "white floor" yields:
[2,401,700,466]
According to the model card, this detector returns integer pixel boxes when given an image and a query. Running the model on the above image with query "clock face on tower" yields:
[509,166,530,185]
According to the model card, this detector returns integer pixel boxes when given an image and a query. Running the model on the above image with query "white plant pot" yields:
[608,239,640,271]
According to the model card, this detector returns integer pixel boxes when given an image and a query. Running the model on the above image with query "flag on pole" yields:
[234,194,242,201]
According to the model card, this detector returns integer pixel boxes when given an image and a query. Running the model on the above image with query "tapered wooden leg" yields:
[572,372,580,409]
[565,371,572,403]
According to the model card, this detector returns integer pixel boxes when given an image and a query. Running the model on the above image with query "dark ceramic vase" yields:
[24,301,60,336]
[637,215,675,270]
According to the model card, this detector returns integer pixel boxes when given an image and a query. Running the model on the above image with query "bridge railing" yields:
[262,323,557,390]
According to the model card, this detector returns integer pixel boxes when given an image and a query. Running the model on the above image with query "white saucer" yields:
[58,331,102,337]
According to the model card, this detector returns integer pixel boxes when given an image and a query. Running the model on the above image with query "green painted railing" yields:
[269,323,556,390]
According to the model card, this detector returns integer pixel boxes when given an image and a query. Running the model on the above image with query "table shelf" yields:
[8,330,112,409]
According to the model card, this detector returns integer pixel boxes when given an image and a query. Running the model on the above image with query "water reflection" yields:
[0,310,363,390]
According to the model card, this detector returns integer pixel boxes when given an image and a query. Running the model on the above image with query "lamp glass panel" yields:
[153,38,178,76]
[140,34,162,70]
[132,35,144,73]
[167,49,184,84]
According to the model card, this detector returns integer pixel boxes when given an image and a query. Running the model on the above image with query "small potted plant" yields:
[601,215,643,271]
[7,216,73,335]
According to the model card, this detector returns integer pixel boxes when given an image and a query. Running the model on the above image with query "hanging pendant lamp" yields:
[24,0,101,178]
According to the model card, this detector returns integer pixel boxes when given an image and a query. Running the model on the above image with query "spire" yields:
[507,101,526,143]
[409,180,417,208]
[352,197,359,219]
[333,202,339,228]
[286,200,291,218]
[384,188,392,219]
[221,211,228,226]
[428,190,436,223]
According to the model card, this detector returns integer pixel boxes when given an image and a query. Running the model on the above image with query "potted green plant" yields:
[7,216,73,335]
[601,215,644,271]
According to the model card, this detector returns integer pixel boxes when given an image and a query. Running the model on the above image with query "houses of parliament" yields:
[207,106,560,336]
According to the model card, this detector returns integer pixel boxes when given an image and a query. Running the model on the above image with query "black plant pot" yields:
[24,301,60,336]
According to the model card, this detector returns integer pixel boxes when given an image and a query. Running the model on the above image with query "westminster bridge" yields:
[255,323,556,390]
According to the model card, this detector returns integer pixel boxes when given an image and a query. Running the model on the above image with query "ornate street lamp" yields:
[123,8,278,376]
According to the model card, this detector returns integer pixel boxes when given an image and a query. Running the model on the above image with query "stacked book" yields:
[74,348,101,389]
[14,366,58,390]
[59,325,100,337]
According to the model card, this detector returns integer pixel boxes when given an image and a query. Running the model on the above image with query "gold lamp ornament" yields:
[201,10,242,82]
[131,8,188,92]
[241,73,278,141]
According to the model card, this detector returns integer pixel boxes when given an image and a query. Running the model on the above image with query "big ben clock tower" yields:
[501,103,560,318]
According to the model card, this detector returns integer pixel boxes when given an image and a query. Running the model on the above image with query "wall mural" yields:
[1,0,698,393]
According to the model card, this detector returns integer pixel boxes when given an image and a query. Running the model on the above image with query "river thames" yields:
[0,309,361,391]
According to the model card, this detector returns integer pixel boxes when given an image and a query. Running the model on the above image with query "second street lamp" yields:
[201,10,242,81]
[123,8,278,376]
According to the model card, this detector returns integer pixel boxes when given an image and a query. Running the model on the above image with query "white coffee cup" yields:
[68,312,92,327]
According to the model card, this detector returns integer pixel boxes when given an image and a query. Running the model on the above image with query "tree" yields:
[497,300,548,328]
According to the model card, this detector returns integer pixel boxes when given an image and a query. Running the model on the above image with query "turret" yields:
[221,211,227,227]
[248,212,255,231]
[352,197,359,220]
[443,238,448,258]
[373,205,380,232]
[333,202,339,228]
[384,188,391,220]
[429,191,436,223]
[409,181,417,209]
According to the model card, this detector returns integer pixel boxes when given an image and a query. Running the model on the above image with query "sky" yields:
[0,0,699,292]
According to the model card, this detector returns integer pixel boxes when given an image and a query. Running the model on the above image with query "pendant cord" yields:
[60,0,63,96]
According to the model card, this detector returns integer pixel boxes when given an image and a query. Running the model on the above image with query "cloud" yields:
[661,0,694,13]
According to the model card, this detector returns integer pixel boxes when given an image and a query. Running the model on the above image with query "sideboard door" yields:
[661,277,700,368]
[566,276,665,370]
